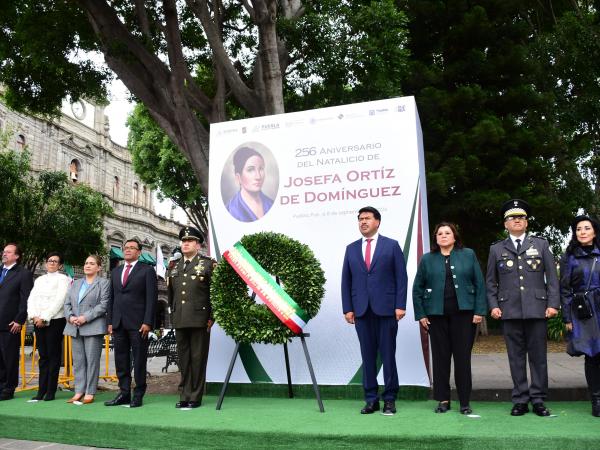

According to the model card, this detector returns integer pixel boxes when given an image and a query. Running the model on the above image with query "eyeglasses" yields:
[123,246,140,251]
[505,216,527,222]
[46,259,60,264]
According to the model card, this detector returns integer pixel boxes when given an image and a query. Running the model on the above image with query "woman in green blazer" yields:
[413,222,487,414]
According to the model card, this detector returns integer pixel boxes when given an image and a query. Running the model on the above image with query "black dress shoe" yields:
[43,393,55,401]
[460,405,473,415]
[434,401,451,413]
[30,395,44,401]
[104,393,131,406]
[0,392,14,401]
[592,398,600,417]
[382,401,396,416]
[532,403,551,417]
[510,403,529,416]
[130,397,143,408]
[360,401,380,414]
[176,401,189,408]
[188,401,201,408]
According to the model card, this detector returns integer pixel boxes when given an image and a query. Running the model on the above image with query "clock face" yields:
[71,100,86,120]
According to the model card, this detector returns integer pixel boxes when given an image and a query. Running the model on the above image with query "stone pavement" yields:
[0,439,110,450]
[457,352,588,401]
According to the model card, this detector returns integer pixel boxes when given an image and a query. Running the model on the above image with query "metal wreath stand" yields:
[216,288,325,413]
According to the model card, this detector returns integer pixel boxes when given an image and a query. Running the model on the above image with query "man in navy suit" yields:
[0,243,33,400]
[342,206,408,415]
[105,238,157,408]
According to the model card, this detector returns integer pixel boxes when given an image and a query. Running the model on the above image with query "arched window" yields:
[69,159,81,183]
[142,185,147,207]
[16,133,26,150]
[133,182,139,204]
[113,176,120,199]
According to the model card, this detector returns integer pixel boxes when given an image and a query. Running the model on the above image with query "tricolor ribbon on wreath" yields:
[223,242,309,334]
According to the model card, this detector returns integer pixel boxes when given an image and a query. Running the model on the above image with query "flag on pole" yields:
[156,245,166,279]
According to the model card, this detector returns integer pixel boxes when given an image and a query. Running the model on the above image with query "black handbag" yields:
[572,258,596,321]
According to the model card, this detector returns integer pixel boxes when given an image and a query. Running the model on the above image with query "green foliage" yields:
[0,1,109,115]
[402,0,594,259]
[282,0,409,111]
[0,134,112,269]
[547,310,566,342]
[127,104,207,234]
[531,7,600,218]
[210,232,326,345]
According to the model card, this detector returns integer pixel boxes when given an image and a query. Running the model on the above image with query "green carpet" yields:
[1,391,599,449]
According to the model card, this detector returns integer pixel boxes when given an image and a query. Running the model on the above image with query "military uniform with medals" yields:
[486,199,560,415]
[168,227,215,408]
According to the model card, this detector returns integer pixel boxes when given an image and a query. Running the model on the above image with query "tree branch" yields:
[133,0,152,40]
[186,0,263,116]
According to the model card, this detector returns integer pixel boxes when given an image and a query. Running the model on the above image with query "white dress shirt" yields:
[121,260,139,284]
[362,233,379,263]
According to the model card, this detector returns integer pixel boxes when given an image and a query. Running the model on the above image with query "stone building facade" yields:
[0,98,182,327]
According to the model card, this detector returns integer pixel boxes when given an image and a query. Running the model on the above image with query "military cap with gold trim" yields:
[501,199,530,220]
[179,226,204,243]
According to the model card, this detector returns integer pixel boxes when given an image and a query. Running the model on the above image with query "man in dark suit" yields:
[341,206,408,415]
[105,238,157,408]
[0,243,33,400]
[486,199,559,417]
[168,226,215,409]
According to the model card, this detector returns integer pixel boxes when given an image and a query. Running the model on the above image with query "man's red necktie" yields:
[365,238,373,271]
[122,264,132,286]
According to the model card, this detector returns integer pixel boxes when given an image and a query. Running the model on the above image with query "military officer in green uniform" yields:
[486,199,560,417]
[168,226,215,409]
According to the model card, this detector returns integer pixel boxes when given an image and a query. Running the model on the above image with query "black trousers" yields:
[113,327,149,397]
[502,319,548,404]
[34,318,66,397]
[0,331,20,394]
[428,311,476,407]
[585,353,600,397]
[176,327,210,403]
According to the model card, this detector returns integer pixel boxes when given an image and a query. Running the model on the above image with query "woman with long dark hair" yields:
[560,215,600,417]
[413,222,486,414]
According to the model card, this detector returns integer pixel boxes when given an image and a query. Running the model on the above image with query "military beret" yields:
[179,226,204,243]
[501,199,530,220]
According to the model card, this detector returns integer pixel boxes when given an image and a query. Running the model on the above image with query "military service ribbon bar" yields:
[223,242,309,334]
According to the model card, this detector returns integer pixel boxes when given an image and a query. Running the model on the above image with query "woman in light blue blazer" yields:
[64,255,109,404]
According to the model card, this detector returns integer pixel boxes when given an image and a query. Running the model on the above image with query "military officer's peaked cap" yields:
[501,199,530,220]
[179,226,204,243]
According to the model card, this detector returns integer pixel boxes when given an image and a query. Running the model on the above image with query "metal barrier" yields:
[16,328,117,391]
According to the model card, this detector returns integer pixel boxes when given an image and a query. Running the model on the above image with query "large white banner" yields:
[208,97,430,386]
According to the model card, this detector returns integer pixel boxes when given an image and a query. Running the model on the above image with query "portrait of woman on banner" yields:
[222,145,278,223]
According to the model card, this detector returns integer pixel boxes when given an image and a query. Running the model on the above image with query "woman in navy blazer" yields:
[63,255,109,404]
[413,222,486,414]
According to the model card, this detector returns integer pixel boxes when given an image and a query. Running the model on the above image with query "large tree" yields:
[532,3,600,217]
[401,0,596,256]
[0,138,113,270]
[127,103,208,234]
[0,0,409,198]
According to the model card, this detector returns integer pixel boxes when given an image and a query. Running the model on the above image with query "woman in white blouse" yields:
[27,252,71,401]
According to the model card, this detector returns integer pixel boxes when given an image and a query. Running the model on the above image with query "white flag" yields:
[156,245,166,280]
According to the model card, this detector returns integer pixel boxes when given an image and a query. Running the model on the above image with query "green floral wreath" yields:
[211,232,326,345]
